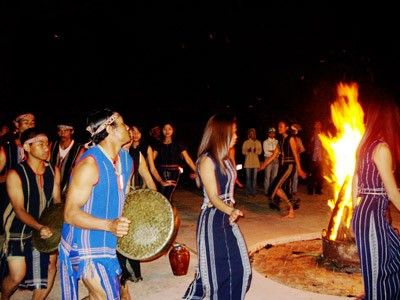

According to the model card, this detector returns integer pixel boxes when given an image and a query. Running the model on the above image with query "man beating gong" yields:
[59,108,134,300]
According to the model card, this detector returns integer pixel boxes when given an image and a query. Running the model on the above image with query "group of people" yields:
[1,84,400,300]
[240,120,319,218]
[0,109,251,299]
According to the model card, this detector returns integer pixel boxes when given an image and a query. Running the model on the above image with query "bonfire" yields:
[320,82,365,267]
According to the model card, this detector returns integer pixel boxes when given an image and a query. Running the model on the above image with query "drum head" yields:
[32,203,65,254]
[117,189,179,261]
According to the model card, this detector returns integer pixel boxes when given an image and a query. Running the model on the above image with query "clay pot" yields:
[169,244,190,276]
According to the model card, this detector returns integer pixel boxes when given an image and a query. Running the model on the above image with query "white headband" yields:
[24,136,48,146]
[86,113,119,137]
[57,125,73,130]
[15,113,35,122]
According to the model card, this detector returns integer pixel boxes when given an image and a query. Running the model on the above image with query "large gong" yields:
[117,189,179,261]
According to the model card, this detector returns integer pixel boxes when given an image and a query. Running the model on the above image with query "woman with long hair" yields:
[351,88,400,300]
[183,113,252,300]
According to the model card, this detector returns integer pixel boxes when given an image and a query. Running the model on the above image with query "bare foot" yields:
[121,283,131,300]
[355,292,365,300]
[280,213,295,219]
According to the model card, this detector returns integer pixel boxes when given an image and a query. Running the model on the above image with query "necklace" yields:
[98,145,124,190]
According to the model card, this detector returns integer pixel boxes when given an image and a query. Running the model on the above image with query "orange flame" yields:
[320,82,365,240]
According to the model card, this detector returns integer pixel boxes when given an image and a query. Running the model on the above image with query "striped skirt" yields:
[183,207,252,300]
[352,194,400,300]
[0,238,50,291]
[268,162,295,203]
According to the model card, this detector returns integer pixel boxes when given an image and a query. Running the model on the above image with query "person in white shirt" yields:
[242,128,262,197]
[263,127,279,207]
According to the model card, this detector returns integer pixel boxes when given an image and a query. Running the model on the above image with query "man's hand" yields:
[298,169,307,180]
[161,180,177,187]
[40,225,53,239]
[110,217,131,237]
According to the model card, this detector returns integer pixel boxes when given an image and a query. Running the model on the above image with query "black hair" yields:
[86,108,117,145]
[20,127,48,145]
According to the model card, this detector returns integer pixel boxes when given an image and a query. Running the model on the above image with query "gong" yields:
[32,202,65,253]
[117,189,179,261]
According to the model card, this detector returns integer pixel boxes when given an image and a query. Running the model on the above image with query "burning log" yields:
[324,176,351,241]
[322,176,360,269]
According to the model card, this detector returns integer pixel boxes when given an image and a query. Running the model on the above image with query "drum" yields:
[32,203,65,253]
[117,189,179,261]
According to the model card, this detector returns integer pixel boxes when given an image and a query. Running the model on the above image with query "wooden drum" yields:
[117,189,180,261]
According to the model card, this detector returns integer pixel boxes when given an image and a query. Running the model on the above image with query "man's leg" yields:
[315,162,324,194]
[1,257,26,300]
[292,167,298,194]
[117,251,131,284]
[276,188,295,219]
[307,162,316,195]
[32,253,58,300]
[264,165,271,195]
[127,259,142,282]
[245,168,251,196]
[271,159,279,181]
[120,280,131,300]
[251,168,258,196]
[82,261,120,300]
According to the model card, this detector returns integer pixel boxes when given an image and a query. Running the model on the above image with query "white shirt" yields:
[263,137,278,158]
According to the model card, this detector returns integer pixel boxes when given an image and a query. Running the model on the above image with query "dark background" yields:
[1,1,399,158]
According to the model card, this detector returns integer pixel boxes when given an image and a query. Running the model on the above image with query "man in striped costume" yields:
[59,108,133,300]
[0,127,62,299]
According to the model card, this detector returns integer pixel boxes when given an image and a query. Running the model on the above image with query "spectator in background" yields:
[307,120,324,195]
[0,122,12,147]
[153,122,196,202]
[148,124,161,149]
[0,124,10,137]
[263,127,279,207]
[242,128,262,197]
[125,124,167,189]
[49,122,86,202]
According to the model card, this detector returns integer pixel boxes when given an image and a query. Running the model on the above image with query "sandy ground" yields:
[4,183,400,299]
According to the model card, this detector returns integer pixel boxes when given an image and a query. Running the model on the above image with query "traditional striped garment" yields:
[154,141,185,201]
[59,146,132,300]
[129,141,149,188]
[3,160,55,244]
[49,139,85,198]
[183,153,252,300]
[267,135,296,202]
[1,160,55,290]
[0,139,25,232]
[279,134,294,164]
[351,140,400,300]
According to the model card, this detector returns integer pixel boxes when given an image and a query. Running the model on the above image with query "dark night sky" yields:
[1,1,399,147]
